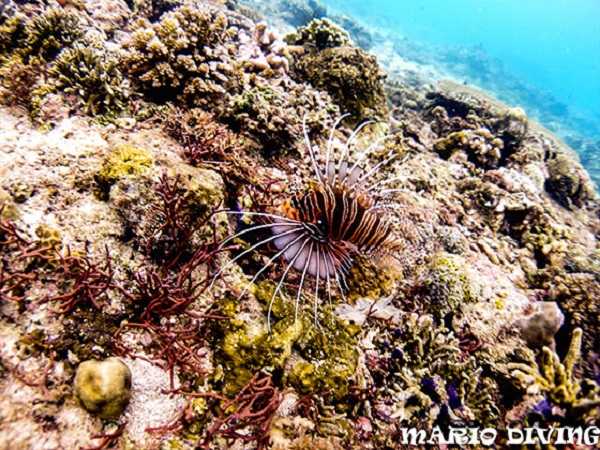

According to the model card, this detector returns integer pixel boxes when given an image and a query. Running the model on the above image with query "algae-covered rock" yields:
[345,255,395,300]
[517,301,564,349]
[213,289,359,406]
[0,187,19,220]
[73,357,132,420]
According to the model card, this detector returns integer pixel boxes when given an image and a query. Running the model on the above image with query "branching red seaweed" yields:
[199,372,286,450]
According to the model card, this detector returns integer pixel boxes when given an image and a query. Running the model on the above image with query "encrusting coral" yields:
[95,145,154,199]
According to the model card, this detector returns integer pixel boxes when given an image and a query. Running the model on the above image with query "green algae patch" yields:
[212,289,360,408]
[289,317,361,408]
[96,145,153,199]
[213,314,303,398]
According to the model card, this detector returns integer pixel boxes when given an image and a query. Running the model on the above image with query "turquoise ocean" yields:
[320,0,600,174]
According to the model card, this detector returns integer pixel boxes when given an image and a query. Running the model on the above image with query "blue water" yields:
[322,0,600,140]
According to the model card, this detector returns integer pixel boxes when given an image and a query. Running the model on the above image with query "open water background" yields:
[322,0,600,145]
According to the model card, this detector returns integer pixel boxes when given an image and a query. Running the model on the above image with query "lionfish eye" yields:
[302,221,328,242]
[316,218,329,234]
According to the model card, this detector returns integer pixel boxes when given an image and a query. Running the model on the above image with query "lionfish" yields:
[215,114,404,329]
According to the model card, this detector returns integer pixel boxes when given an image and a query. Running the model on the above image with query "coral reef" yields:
[509,328,600,419]
[0,0,599,448]
[96,144,154,198]
[422,253,474,317]
[369,313,500,427]
[284,18,352,50]
[18,8,83,63]
[47,41,131,116]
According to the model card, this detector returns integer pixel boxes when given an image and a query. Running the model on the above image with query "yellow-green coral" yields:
[508,328,600,418]
[424,253,473,317]
[345,255,395,300]
[18,8,83,63]
[291,45,388,122]
[212,289,359,406]
[374,313,499,426]
[96,145,154,198]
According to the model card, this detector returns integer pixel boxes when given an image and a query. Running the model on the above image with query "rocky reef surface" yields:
[0,1,599,449]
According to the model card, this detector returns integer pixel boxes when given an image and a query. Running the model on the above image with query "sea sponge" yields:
[74,357,132,420]
[517,301,564,348]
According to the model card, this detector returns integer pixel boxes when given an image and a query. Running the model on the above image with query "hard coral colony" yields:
[216,116,403,329]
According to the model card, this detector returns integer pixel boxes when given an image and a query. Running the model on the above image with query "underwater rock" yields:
[278,0,327,28]
[517,301,564,348]
[73,357,132,420]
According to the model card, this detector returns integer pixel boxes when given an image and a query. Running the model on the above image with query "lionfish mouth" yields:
[214,114,404,329]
